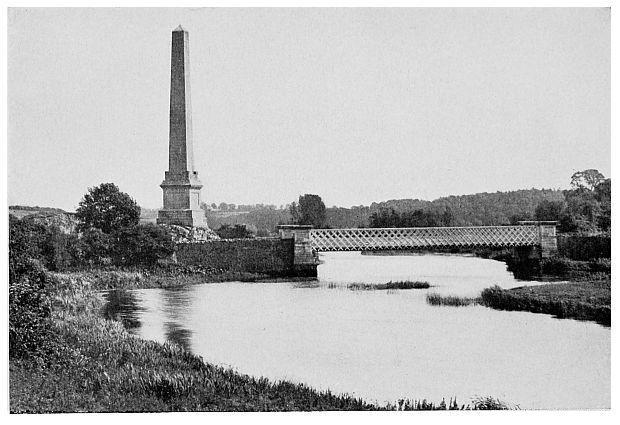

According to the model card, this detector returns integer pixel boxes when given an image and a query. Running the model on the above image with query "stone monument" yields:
[157,25,208,229]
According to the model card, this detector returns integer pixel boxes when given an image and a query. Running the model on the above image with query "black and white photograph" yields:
[3,2,615,418]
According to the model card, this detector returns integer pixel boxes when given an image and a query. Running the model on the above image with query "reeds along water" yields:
[425,292,479,307]
[346,280,431,291]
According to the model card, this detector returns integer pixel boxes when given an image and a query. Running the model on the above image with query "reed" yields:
[425,293,479,307]
[347,280,431,291]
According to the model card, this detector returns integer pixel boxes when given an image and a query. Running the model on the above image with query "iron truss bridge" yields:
[308,226,540,252]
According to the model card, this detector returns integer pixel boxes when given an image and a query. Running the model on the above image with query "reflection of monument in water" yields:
[157,26,208,229]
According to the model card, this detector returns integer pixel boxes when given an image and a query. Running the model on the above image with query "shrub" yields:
[215,224,254,239]
[9,214,80,272]
[80,228,113,266]
[111,224,175,266]
[9,259,55,360]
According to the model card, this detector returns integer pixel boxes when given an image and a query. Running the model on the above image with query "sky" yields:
[7,7,610,211]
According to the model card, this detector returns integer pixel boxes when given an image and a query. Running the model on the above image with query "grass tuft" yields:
[347,280,431,291]
[426,293,478,307]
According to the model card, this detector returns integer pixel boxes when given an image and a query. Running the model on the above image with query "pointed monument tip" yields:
[174,25,185,32]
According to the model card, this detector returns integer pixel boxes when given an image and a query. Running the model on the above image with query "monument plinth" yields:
[157,25,207,228]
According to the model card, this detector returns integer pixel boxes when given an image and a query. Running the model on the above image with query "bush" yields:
[111,224,175,266]
[9,214,80,272]
[9,259,55,360]
[80,228,113,266]
[215,224,254,239]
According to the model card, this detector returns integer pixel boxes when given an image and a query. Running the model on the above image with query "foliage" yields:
[557,235,611,261]
[215,224,254,239]
[80,228,113,265]
[9,259,55,360]
[9,214,80,272]
[570,169,605,191]
[291,194,327,228]
[111,224,176,267]
[529,170,611,234]
[480,282,610,326]
[534,200,566,222]
[369,207,453,228]
[76,183,140,234]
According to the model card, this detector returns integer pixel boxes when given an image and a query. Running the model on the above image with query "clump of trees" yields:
[214,224,254,239]
[75,183,174,266]
[369,207,454,228]
[9,183,175,271]
[534,169,610,234]
[290,194,327,228]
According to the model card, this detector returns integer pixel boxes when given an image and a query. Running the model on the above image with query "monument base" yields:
[157,209,207,228]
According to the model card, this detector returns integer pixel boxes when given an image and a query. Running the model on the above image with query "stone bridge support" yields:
[537,222,558,258]
[515,221,558,259]
[278,225,319,278]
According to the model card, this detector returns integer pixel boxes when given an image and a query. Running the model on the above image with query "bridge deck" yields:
[309,226,540,252]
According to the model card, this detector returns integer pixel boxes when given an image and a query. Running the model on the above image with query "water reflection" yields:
[101,290,144,330]
[164,321,193,352]
[160,287,194,352]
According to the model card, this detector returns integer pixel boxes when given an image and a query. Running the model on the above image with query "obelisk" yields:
[157,25,207,228]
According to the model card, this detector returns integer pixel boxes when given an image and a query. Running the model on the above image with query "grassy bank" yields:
[480,280,611,326]
[53,266,285,291]
[10,271,510,412]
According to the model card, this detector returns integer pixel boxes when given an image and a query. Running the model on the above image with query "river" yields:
[103,252,610,409]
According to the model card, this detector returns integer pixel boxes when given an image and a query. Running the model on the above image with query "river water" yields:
[103,252,610,409]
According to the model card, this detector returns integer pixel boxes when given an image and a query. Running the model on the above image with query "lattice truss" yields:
[309,226,539,252]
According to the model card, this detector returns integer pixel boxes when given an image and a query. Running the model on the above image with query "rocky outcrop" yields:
[159,224,220,243]
[21,212,78,234]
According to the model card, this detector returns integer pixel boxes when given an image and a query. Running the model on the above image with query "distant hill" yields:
[374,189,566,227]
[204,188,567,234]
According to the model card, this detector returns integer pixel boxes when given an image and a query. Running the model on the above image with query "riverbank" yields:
[480,278,611,326]
[10,270,509,412]
[52,265,307,291]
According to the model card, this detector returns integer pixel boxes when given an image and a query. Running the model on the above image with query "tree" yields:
[111,224,175,266]
[534,200,566,222]
[294,194,327,228]
[570,169,605,191]
[594,179,611,231]
[80,228,113,266]
[76,183,140,234]
[289,202,300,224]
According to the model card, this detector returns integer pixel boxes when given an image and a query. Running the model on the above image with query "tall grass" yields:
[347,281,431,291]
[426,293,479,307]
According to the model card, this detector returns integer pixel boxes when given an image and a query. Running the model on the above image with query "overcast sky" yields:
[8,7,610,210]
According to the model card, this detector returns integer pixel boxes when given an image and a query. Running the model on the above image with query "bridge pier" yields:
[517,221,558,258]
[278,225,319,278]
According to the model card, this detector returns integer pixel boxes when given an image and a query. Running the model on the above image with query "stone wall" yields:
[175,238,295,276]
